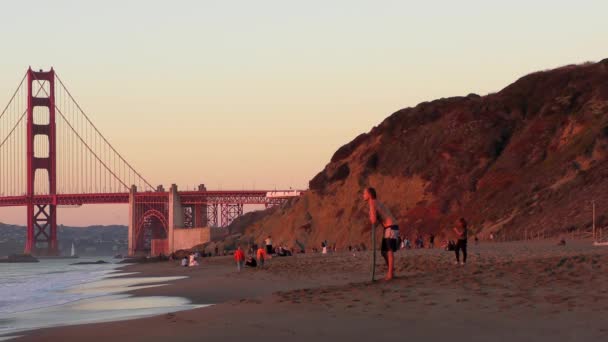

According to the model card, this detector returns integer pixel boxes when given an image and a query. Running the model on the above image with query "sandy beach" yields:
[14,239,608,342]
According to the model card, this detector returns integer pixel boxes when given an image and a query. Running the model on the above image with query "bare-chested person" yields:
[363,187,399,280]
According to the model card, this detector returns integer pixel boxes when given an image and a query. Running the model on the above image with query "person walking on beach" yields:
[256,244,267,268]
[452,218,468,265]
[363,187,399,281]
[234,246,245,271]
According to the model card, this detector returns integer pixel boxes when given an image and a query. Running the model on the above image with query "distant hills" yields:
[0,223,127,256]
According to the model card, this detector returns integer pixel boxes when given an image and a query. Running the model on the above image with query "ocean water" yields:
[0,258,205,339]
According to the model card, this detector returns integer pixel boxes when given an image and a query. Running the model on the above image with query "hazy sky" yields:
[1,0,607,225]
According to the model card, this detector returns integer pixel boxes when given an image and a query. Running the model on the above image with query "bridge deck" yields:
[0,190,299,207]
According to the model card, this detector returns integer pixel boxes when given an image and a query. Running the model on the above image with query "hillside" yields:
[0,223,128,256]
[239,59,608,249]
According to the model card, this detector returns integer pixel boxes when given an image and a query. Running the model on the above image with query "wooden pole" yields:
[592,200,596,242]
[371,224,376,282]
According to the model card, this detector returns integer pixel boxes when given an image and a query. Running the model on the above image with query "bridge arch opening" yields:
[135,209,168,256]
[33,106,50,125]
[33,169,50,195]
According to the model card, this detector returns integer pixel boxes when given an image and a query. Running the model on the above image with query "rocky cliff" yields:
[241,59,608,249]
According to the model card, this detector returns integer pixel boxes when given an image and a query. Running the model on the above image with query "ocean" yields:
[0,257,204,339]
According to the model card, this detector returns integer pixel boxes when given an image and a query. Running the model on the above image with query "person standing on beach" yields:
[234,246,245,272]
[429,233,435,249]
[265,236,273,255]
[452,218,468,265]
[256,244,266,268]
[363,187,399,281]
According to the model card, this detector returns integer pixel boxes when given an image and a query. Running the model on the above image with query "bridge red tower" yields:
[25,68,58,255]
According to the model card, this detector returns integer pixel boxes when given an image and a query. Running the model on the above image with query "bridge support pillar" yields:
[168,184,183,253]
[193,184,207,227]
[128,185,137,256]
[25,68,58,256]
[194,204,207,227]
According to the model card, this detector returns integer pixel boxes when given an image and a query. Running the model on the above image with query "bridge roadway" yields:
[0,190,292,207]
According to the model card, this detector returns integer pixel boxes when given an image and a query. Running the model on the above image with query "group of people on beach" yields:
[396,232,435,250]
[180,252,200,267]
[363,187,469,280]
[179,186,470,282]
[231,235,297,271]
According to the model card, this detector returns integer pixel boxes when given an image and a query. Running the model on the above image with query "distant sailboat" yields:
[70,243,77,257]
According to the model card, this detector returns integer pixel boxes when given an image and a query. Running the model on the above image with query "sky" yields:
[0,0,607,226]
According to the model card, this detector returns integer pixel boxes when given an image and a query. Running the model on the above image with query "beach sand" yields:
[15,240,608,341]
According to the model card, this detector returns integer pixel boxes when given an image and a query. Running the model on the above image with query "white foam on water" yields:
[0,258,205,338]
[0,258,124,315]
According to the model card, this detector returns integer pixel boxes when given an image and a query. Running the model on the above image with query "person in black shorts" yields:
[364,187,399,281]
[452,218,468,265]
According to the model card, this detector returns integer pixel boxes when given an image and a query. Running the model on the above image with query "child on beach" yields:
[234,246,245,271]
[363,187,399,281]
[256,245,266,268]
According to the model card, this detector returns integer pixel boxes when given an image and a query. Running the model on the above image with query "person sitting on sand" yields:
[452,218,468,265]
[181,256,188,267]
[245,256,257,267]
[256,245,267,268]
[188,253,199,267]
[234,246,245,271]
[363,187,399,281]
[558,238,566,246]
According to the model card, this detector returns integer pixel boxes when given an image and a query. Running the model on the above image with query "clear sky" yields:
[0,0,607,226]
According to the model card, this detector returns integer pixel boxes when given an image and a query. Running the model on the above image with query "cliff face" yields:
[243,59,608,249]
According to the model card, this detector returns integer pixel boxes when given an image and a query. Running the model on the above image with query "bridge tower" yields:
[25,68,58,255]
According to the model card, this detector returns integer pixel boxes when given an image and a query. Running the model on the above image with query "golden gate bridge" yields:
[0,68,301,256]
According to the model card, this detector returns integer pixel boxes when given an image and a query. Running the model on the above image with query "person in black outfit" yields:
[245,256,257,267]
[452,218,468,265]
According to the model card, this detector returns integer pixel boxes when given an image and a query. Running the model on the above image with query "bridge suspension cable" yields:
[0,74,37,197]
[30,71,154,194]
[0,69,154,197]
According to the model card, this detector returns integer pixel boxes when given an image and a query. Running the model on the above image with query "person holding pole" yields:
[364,187,399,281]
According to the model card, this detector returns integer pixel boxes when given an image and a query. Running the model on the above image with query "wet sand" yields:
[15,240,608,341]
